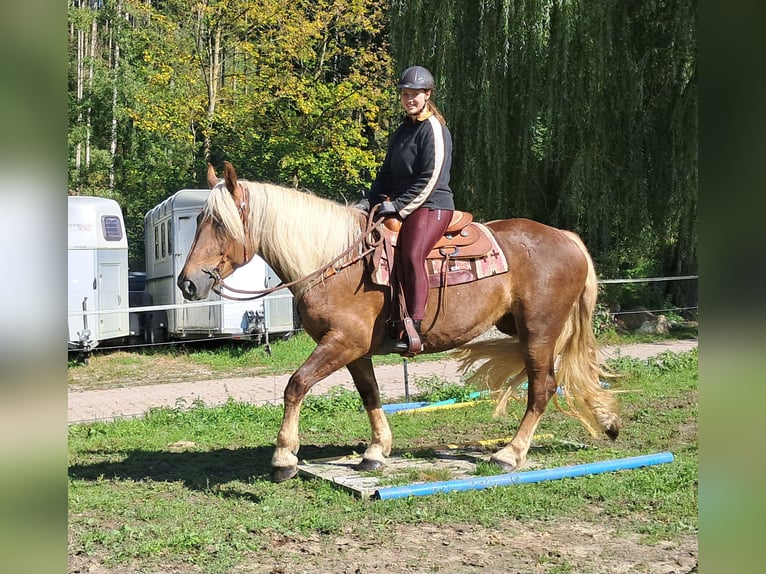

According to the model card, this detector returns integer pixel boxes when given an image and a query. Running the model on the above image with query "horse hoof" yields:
[489,456,517,474]
[270,466,299,483]
[355,458,383,472]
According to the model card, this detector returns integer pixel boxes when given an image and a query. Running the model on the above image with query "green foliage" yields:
[68,0,393,266]
[606,347,698,379]
[302,386,363,416]
[411,375,478,403]
[592,302,616,337]
[390,0,697,301]
[473,460,506,477]
[68,0,698,305]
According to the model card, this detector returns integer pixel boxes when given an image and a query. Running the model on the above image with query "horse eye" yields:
[196,212,222,233]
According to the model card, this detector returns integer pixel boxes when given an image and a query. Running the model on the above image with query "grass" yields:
[68,347,698,573]
[67,330,454,390]
[595,322,698,346]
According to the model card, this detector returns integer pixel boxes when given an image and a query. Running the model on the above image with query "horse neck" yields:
[245,182,362,293]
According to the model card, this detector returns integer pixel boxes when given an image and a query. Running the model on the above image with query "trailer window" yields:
[101,216,123,241]
[161,222,167,258]
[154,225,160,259]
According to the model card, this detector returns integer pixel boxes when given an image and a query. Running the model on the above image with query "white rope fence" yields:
[67,275,698,319]
[596,275,698,318]
[598,275,697,284]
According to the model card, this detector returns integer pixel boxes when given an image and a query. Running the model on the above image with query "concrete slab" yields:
[297,449,484,499]
[297,434,565,499]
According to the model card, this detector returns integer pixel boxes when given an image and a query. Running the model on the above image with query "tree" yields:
[389,0,697,307]
[68,0,393,268]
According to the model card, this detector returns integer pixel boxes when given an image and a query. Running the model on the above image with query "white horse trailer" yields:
[144,189,295,342]
[68,196,131,354]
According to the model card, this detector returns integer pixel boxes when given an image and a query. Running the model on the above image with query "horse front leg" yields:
[490,352,558,473]
[346,357,392,471]
[270,368,313,482]
[271,333,361,483]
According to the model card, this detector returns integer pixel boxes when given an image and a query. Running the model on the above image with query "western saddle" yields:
[383,210,492,260]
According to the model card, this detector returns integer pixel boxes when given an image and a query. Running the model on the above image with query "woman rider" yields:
[355,66,455,354]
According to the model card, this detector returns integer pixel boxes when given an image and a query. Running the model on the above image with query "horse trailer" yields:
[143,189,296,343]
[68,196,132,354]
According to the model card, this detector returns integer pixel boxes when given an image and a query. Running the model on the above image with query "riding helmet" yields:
[396,66,435,90]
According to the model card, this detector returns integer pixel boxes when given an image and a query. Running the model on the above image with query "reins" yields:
[203,204,386,301]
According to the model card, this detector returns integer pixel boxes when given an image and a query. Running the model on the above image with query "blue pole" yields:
[381,391,487,414]
[381,401,429,414]
[375,452,675,500]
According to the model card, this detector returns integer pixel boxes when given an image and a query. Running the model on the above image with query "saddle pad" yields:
[370,222,508,288]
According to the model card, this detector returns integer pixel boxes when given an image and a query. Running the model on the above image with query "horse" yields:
[178,161,621,483]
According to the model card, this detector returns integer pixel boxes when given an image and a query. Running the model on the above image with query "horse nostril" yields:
[178,278,196,298]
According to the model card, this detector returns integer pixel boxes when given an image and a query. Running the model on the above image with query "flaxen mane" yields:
[204,180,362,295]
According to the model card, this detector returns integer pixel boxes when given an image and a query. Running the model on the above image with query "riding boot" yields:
[392,320,422,353]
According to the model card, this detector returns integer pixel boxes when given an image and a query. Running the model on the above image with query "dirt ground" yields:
[69,519,697,574]
[252,520,698,574]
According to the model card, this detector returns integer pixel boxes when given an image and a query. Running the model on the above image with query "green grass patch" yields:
[68,330,455,390]
[69,348,697,573]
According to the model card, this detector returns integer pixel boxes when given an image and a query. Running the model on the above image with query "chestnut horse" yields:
[178,161,621,482]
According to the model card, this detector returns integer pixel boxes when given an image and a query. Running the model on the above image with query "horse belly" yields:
[422,274,513,350]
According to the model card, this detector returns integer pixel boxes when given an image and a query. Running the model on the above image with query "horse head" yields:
[177,161,252,301]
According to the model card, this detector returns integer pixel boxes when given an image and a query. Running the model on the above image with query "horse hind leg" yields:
[490,355,558,473]
[455,335,557,473]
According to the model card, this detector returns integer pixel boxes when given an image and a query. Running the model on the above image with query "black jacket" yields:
[362,113,454,218]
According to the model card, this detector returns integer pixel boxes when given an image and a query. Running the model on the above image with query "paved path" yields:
[68,339,697,424]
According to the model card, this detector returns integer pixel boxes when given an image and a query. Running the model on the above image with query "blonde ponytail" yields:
[427,101,447,125]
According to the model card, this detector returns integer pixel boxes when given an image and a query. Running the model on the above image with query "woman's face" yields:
[399,88,430,116]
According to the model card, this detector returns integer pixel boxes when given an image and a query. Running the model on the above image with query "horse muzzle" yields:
[177,268,217,301]
[177,277,200,300]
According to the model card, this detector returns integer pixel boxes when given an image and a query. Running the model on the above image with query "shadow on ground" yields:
[68,443,368,492]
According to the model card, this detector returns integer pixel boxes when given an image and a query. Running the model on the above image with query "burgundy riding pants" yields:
[396,208,453,321]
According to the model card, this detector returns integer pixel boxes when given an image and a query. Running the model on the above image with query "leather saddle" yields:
[383,210,493,259]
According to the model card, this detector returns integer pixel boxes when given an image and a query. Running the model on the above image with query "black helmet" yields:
[396,66,435,90]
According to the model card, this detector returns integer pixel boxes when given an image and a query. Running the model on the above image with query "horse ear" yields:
[206,163,218,189]
[223,161,238,194]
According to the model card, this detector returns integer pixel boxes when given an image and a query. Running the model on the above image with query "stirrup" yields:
[394,318,422,356]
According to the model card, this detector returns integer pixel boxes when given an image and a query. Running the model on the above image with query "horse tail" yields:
[452,337,528,417]
[453,231,621,439]
[555,231,621,439]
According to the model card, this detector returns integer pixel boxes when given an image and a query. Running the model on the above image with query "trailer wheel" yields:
[153,326,167,344]
[143,311,168,345]
[146,324,167,344]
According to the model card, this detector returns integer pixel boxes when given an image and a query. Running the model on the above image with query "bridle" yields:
[236,182,251,262]
[202,201,386,302]
[200,181,252,292]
